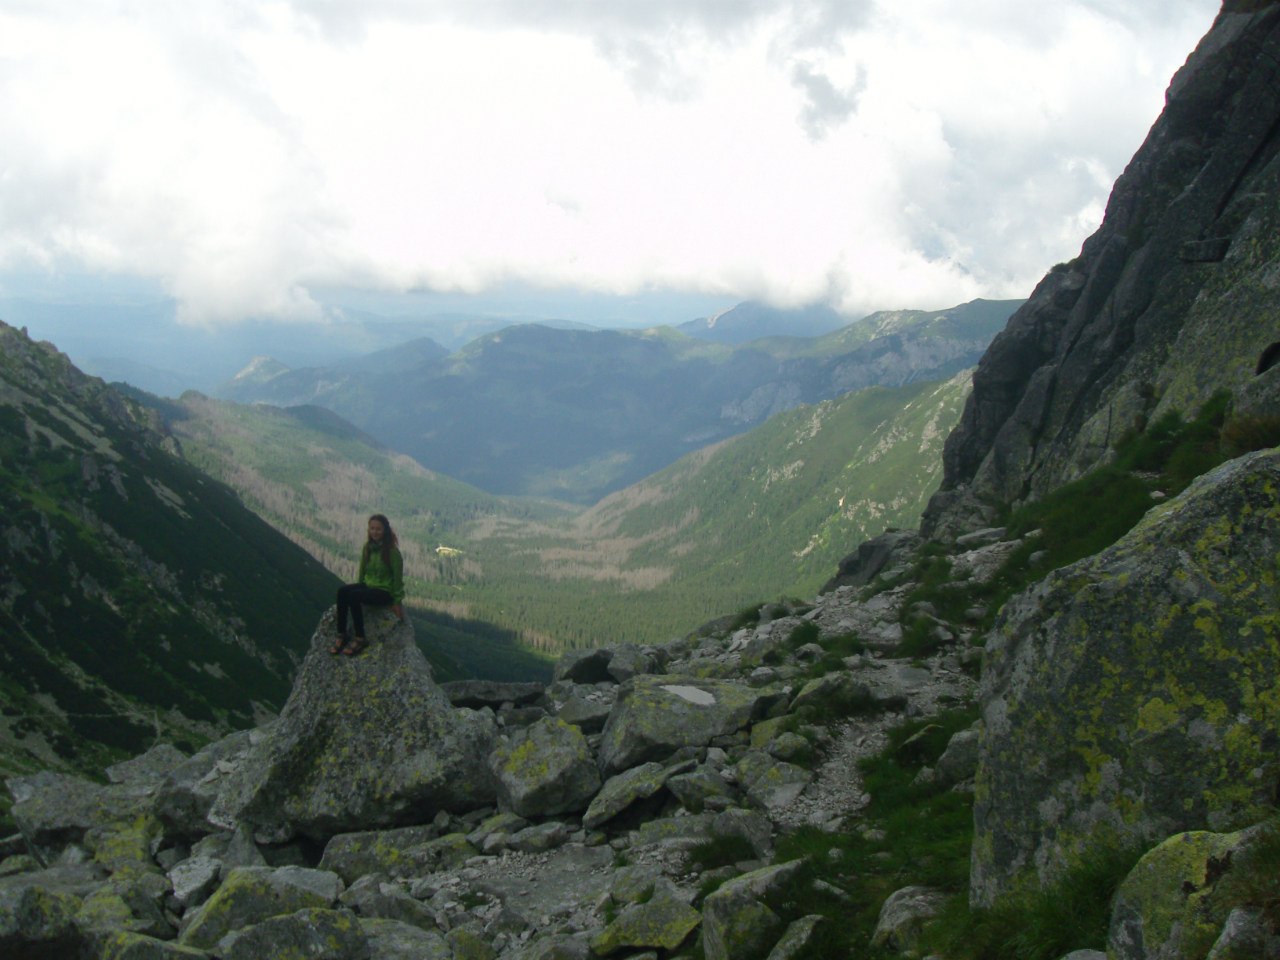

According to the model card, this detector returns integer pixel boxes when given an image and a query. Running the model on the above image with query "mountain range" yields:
[219,298,1019,503]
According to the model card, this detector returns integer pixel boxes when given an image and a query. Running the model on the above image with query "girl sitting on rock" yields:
[332,513,405,656]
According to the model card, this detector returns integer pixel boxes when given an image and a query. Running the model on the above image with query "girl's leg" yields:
[346,585,394,640]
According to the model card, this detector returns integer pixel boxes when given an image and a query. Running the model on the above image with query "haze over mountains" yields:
[219,298,1020,503]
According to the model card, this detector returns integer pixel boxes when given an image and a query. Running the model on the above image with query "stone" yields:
[190,824,266,871]
[105,744,190,788]
[361,917,453,959]
[98,933,212,958]
[0,874,85,957]
[340,875,438,930]
[75,869,173,939]
[701,860,804,960]
[598,676,771,775]
[765,914,825,960]
[221,907,369,960]
[440,680,545,710]
[582,760,693,830]
[506,934,592,960]
[178,865,341,949]
[1108,828,1261,960]
[973,451,1280,903]
[447,924,498,960]
[1205,907,1280,960]
[789,672,874,716]
[608,865,662,904]
[509,822,569,853]
[154,730,255,837]
[206,613,498,842]
[6,772,147,864]
[554,648,615,684]
[606,644,656,683]
[871,885,947,954]
[589,890,701,955]
[319,825,440,884]
[167,856,221,909]
[735,752,812,812]
[666,766,737,814]
[552,690,615,734]
[933,725,981,786]
[488,717,601,817]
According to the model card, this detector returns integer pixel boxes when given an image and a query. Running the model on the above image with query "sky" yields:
[0,0,1223,339]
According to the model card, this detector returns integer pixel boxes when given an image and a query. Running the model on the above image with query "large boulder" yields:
[701,860,804,960]
[487,717,601,817]
[207,611,497,842]
[1108,828,1262,960]
[972,450,1280,903]
[178,865,342,950]
[598,675,775,775]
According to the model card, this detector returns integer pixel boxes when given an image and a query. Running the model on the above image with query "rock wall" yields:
[925,0,1280,537]
[972,448,1280,904]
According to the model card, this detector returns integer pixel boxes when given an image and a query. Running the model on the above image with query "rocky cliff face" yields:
[925,0,1280,538]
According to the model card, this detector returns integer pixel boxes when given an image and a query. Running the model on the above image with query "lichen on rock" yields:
[973,449,1280,904]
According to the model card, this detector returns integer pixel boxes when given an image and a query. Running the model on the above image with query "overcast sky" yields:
[0,0,1222,330]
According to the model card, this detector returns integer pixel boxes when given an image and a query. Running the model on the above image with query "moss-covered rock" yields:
[589,890,700,955]
[206,615,498,842]
[0,878,83,956]
[701,860,804,960]
[318,825,439,884]
[973,450,1280,903]
[177,865,340,949]
[582,759,693,830]
[221,906,368,960]
[1108,828,1258,960]
[98,931,211,959]
[487,716,600,817]
[360,917,452,960]
[598,676,771,775]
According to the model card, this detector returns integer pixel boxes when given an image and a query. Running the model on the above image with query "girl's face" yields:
[368,518,385,542]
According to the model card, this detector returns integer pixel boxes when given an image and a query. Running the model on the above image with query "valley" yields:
[165,372,973,652]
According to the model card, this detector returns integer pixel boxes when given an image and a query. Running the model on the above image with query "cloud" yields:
[0,0,1222,328]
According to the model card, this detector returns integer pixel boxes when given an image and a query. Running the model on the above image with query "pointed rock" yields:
[207,611,497,842]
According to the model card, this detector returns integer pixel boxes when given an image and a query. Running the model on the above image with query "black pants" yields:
[336,583,393,637]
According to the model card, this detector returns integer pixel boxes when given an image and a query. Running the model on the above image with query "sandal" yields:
[341,636,369,657]
[330,633,348,655]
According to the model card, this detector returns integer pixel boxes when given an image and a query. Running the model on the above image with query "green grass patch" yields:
[771,707,980,958]
[923,839,1144,959]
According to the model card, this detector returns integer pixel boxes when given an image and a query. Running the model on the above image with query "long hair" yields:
[363,513,399,569]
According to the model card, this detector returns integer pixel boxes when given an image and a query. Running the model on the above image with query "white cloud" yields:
[0,0,1221,327]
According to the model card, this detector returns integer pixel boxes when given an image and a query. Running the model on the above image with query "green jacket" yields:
[359,544,404,603]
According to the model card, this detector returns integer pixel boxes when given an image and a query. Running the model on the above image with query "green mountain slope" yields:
[167,372,972,651]
[466,371,974,647]
[0,322,339,783]
[160,393,556,682]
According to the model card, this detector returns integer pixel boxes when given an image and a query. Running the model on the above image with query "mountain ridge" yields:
[220,299,1017,503]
